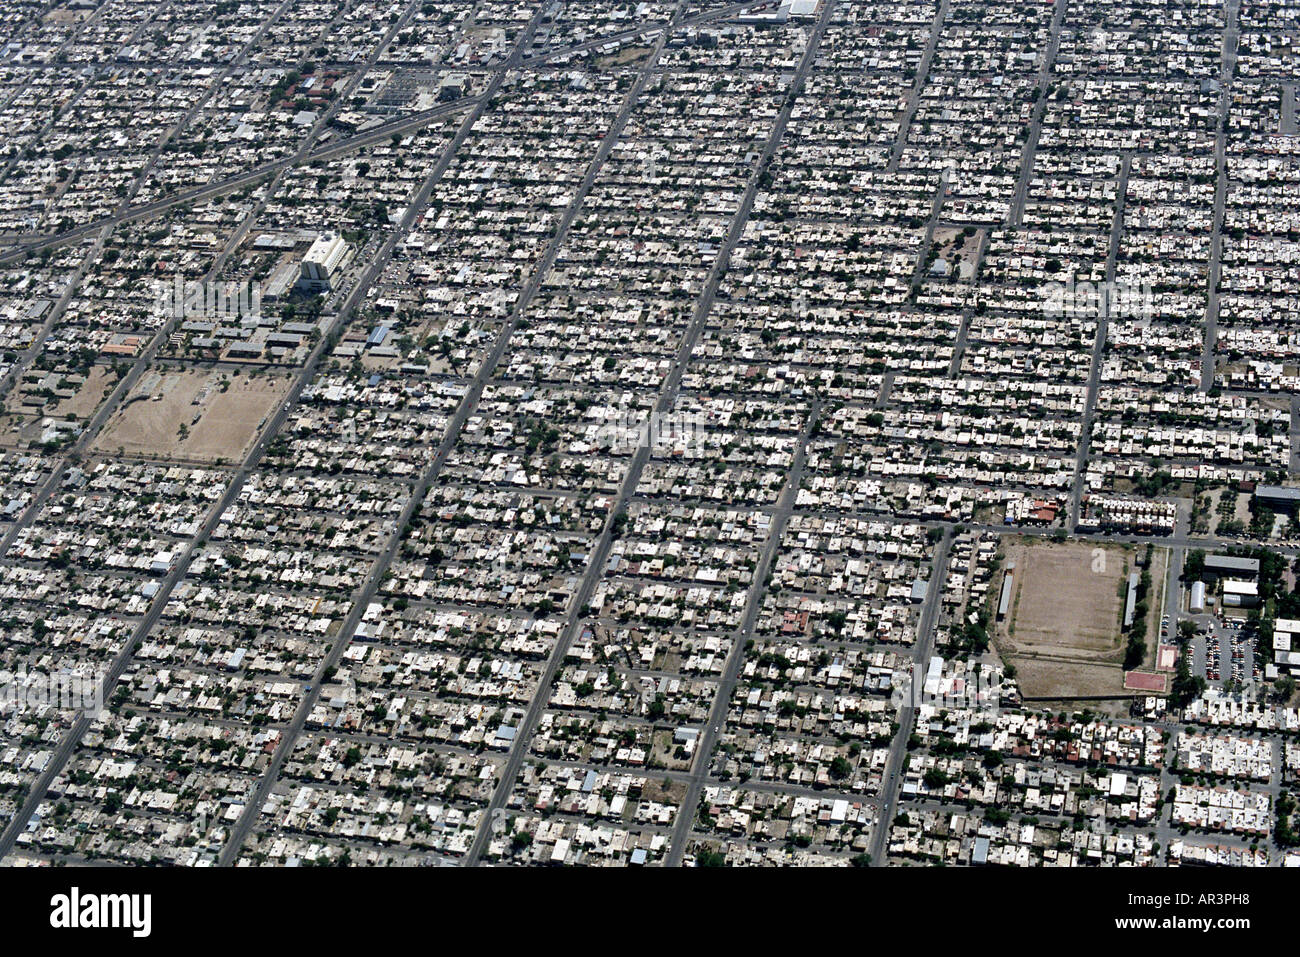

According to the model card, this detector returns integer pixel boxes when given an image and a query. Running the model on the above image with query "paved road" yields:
[0,1,769,267]
[1068,152,1131,528]
[868,528,952,866]
[458,0,714,867]
[1006,0,1065,228]
[0,0,306,559]
[0,0,455,863]
[663,399,823,866]
[215,0,756,865]
[0,96,482,267]
[886,0,947,172]
[514,0,757,69]
[0,0,294,405]
[1163,544,1185,644]
[0,0,408,558]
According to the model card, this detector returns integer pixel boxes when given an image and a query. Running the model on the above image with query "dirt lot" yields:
[93,368,291,463]
[999,539,1129,658]
[54,365,116,421]
[1012,658,1130,703]
[996,538,1142,710]
[594,44,654,70]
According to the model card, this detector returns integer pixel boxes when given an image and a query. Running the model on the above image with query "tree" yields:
[1276,792,1297,847]
[1169,652,1205,709]
[1272,675,1296,704]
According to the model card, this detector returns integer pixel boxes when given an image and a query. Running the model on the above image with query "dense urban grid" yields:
[0,0,1297,869]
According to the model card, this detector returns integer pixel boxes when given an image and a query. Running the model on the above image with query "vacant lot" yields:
[999,539,1128,659]
[1013,658,1130,699]
[996,539,1139,707]
[595,44,654,70]
[94,368,290,462]
[54,365,117,421]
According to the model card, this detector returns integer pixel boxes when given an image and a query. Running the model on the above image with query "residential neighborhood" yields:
[0,0,1293,890]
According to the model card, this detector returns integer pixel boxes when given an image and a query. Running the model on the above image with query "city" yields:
[0,0,1292,896]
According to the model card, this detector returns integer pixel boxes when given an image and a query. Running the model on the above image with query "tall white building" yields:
[298,232,350,292]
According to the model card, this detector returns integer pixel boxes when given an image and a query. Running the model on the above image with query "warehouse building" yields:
[1203,554,1260,579]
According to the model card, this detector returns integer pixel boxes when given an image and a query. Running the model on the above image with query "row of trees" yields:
[1123,548,1154,671]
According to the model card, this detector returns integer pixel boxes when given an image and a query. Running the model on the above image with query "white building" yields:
[298,233,350,292]
[1222,579,1259,608]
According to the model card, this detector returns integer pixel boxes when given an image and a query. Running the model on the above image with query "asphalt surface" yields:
[1068,152,1132,529]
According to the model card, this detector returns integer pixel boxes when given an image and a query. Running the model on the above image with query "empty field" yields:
[94,368,291,462]
[1012,658,1131,700]
[999,539,1128,659]
[996,539,1155,705]
[54,365,117,421]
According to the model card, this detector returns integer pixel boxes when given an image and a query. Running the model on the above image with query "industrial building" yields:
[1203,554,1260,579]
